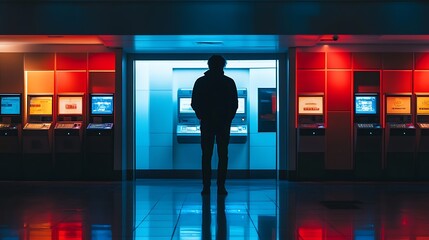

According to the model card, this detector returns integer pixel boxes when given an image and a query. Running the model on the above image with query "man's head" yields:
[208,55,226,71]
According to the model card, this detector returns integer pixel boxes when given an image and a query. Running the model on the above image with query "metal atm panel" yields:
[0,124,20,153]
[384,94,415,179]
[23,123,53,153]
[55,122,83,153]
[296,94,325,179]
[353,93,383,180]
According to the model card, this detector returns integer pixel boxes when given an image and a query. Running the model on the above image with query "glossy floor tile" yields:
[2,180,429,239]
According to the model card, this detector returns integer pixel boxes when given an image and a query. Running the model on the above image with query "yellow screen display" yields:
[29,96,52,115]
[417,96,429,115]
[386,96,411,114]
[58,96,83,115]
[298,96,323,115]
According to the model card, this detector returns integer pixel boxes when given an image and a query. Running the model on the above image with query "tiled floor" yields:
[2,179,429,239]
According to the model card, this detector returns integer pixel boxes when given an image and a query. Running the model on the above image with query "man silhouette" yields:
[191,55,238,195]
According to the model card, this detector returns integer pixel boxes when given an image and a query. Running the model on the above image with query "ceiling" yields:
[1,35,429,53]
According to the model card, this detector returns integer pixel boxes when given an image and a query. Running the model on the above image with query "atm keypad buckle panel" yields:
[24,123,52,130]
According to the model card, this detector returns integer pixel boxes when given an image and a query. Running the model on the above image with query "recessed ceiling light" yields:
[195,41,223,45]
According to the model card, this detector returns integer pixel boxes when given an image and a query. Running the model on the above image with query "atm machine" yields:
[353,93,383,179]
[22,94,54,179]
[296,94,325,179]
[54,94,84,179]
[176,89,200,143]
[0,94,22,179]
[415,94,429,179]
[385,94,416,179]
[176,88,248,143]
[85,94,114,180]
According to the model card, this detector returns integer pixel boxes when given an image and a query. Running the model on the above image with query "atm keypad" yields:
[26,123,51,129]
[358,123,374,128]
[390,123,414,129]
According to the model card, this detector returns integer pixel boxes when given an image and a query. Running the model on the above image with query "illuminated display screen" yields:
[91,95,113,115]
[355,96,377,115]
[58,96,83,115]
[179,98,194,113]
[237,98,245,114]
[298,96,323,115]
[417,96,429,115]
[1,96,20,115]
[386,96,411,115]
[29,96,52,115]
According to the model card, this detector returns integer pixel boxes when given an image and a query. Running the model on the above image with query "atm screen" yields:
[0,95,20,115]
[237,98,245,114]
[355,96,377,115]
[179,98,194,113]
[29,96,52,115]
[386,96,411,115]
[298,96,323,115]
[417,96,429,115]
[58,96,83,115]
[91,95,114,115]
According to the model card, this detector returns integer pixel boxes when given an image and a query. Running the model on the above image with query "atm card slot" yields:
[299,128,325,136]
[0,129,18,136]
[357,128,382,136]
[55,129,80,136]
[390,128,416,136]
[87,129,113,136]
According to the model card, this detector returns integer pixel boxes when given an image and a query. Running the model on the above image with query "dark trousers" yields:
[200,119,231,188]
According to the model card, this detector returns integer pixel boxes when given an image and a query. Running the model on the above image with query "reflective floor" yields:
[2,179,429,239]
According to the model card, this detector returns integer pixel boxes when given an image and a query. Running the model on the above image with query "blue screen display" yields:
[91,96,113,115]
[355,96,377,114]
[1,96,20,115]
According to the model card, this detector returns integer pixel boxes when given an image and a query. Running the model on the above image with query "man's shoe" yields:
[201,187,210,195]
[217,187,228,195]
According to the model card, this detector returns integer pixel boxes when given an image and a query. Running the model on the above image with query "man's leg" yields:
[201,122,215,193]
[216,122,231,194]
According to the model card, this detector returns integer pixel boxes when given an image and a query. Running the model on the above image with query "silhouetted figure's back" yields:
[191,55,238,195]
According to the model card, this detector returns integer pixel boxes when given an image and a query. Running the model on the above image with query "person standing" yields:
[191,55,238,195]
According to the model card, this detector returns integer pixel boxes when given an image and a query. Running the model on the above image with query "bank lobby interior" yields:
[3,1,429,239]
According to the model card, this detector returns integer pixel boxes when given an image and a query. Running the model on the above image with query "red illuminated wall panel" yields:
[296,70,325,93]
[327,71,351,111]
[297,52,325,69]
[382,53,413,70]
[326,112,352,170]
[298,228,323,240]
[415,53,429,70]
[353,53,382,69]
[56,72,87,93]
[88,52,115,70]
[383,70,412,93]
[0,53,24,93]
[24,53,55,71]
[89,72,115,93]
[414,71,429,92]
[327,52,351,69]
[56,53,87,70]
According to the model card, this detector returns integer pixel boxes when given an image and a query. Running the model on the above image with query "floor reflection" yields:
[3,180,429,239]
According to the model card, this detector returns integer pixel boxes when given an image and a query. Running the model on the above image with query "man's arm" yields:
[229,80,238,121]
[191,79,202,119]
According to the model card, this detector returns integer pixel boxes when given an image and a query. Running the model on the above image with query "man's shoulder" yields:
[196,75,208,82]
[223,75,233,80]
[223,75,236,87]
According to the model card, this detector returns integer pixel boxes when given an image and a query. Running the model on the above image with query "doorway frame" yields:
[125,53,288,180]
